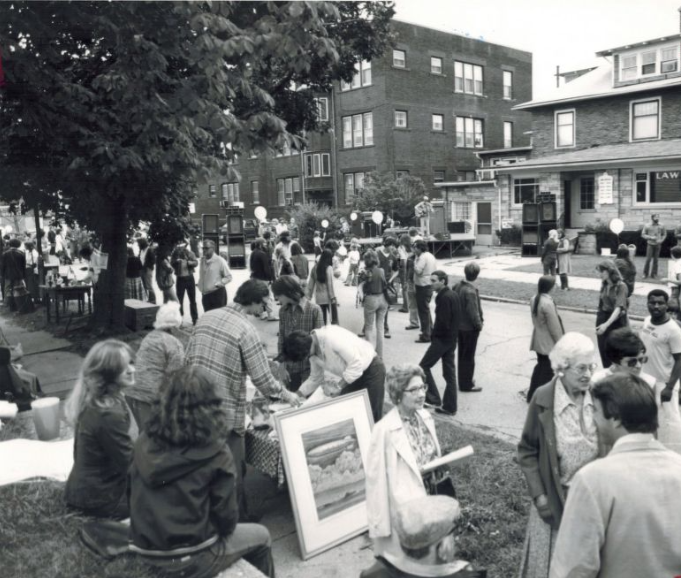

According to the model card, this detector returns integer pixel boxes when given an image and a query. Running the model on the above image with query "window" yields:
[454,61,483,95]
[456,171,477,182]
[433,170,445,183]
[631,98,660,141]
[555,110,575,148]
[208,185,217,198]
[394,110,408,128]
[344,172,365,205]
[315,97,329,122]
[641,50,656,75]
[621,54,637,80]
[455,117,484,148]
[432,114,444,131]
[304,153,331,177]
[513,178,539,204]
[504,121,513,148]
[580,177,595,210]
[503,71,513,99]
[275,141,299,157]
[342,112,373,148]
[396,170,410,179]
[661,46,679,73]
[451,201,471,221]
[393,49,406,68]
[635,170,681,204]
[251,181,260,205]
[221,183,240,204]
[276,177,299,206]
[341,60,372,91]
[431,56,443,74]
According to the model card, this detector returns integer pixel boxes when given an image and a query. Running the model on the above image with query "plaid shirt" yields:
[278,298,323,376]
[186,303,282,435]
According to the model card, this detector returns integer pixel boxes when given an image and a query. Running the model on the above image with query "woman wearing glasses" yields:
[592,327,681,454]
[517,333,603,578]
[365,364,449,558]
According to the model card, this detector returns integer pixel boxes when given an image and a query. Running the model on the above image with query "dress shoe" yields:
[397,308,408,313]
[358,333,366,338]
[415,337,431,343]
[435,407,457,417]
[460,387,483,393]
[384,333,391,339]
[405,325,420,330]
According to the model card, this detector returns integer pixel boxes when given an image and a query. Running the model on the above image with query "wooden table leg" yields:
[45,292,52,323]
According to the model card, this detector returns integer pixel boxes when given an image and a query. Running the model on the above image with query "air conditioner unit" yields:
[219,200,229,208]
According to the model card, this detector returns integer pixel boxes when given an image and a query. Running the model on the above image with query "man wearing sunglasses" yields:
[639,289,681,404]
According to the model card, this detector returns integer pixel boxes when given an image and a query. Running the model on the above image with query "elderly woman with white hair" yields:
[517,332,603,578]
[366,364,450,559]
[124,302,185,430]
[541,229,559,276]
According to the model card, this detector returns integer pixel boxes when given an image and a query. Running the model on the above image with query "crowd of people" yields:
[5,214,681,576]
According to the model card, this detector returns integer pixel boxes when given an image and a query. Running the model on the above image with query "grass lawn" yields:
[0,415,528,577]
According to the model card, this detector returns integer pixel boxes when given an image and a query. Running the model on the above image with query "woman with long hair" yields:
[64,340,135,519]
[528,275,565,402]
[289,242,309,290]
[359,249,389,359]
[541,229,559,276]
[614,243,636,299]
[306,248,338,325]
[129,366,274,577]
[596,260,629,367]
[155,247,178,303]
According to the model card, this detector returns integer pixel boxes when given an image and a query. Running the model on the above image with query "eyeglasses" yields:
[202,246,212,250]
[404,383,427,394]
[568,363,598,375]
[622,355,648,368]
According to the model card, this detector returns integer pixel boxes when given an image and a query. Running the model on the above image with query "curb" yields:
[479,294,645,322]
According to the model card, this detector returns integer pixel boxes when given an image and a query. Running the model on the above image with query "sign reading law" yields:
[598,172,614,205]
[654,171,681,203]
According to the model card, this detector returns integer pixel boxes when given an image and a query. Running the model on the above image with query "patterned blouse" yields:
[553,380,598,487]
[401,412,438,468]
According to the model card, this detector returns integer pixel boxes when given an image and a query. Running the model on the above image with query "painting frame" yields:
[274,390,375,560]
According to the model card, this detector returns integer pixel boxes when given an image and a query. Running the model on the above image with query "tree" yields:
[0,1,394,330]
[354,172,426,226]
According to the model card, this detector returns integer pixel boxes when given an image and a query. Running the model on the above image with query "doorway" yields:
[476,202,493,245]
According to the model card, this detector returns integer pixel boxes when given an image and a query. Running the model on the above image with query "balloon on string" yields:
[350,212,358,221]
[609,218,624,235]
[321,219,329,229]
[371,211,384,225]
[254,206,267,222]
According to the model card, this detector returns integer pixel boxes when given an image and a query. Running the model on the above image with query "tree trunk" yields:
[90,197,128,331]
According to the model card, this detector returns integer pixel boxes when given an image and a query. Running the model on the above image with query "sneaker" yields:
[415,337,431,343]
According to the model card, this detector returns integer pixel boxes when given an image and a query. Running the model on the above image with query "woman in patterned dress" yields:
[517,333,603,578]
[365,364,449,559]
[125,246,147,301]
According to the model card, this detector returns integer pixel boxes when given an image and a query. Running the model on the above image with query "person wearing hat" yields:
[414,196,434,238]
[361,496,484,577]
[641,213,666,279]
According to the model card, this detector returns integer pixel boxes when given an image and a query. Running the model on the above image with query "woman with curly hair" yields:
[365,364,448,558]
[64,340,135,519]
[129,366,274,578]
[596,260,629,367]
[306,248,338,325]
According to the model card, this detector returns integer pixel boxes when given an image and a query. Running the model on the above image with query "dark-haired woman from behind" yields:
[306,248,338,325]
[528,276,565,402]
[596,260,629,367]
[129,366,275,578]
[614,243,636,299]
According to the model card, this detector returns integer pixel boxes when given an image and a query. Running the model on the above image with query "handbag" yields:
[383,279,399,306]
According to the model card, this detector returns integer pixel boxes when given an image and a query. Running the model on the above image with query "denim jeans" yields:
[644,244,661,277]
[415,284,433,339]
[363,294,388,359]
[407,288,419,327]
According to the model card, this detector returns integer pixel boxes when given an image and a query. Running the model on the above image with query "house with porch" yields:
[438,8,681,246]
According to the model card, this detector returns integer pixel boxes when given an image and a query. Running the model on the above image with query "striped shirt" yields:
[278,298,323,377]
[186,303,282,435]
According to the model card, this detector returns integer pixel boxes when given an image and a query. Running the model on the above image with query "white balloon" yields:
[321,219,329,229]
[371,211,384,225]
[609,218,624,235]
[350,212,358,221]
[253,206,267,222]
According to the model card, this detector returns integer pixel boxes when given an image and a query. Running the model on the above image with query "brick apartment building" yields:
[490,9,681,234]
[192,19,532,228]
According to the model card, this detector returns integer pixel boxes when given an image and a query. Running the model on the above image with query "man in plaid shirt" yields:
[272,276,323,391]
[186,279,299,518]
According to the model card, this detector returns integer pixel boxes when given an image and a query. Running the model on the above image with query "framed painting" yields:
[274,390,374,560]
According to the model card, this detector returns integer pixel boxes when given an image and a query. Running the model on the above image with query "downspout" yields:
[330,90,338,207]
[300,147,306,205]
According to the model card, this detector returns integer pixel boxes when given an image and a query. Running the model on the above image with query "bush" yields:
[288,202,349,253]
[496,225,521,246]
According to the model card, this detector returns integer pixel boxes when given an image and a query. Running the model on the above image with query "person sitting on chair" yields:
[361,495,485,577]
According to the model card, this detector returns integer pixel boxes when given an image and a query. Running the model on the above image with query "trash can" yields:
[628,244,637,260]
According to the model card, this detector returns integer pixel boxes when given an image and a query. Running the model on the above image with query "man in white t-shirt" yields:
[662,245,681,320]
[639,288,681,403]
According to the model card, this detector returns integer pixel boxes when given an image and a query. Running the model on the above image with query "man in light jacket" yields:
[413,240,437,343]
[197,239,232,313]
[551,372,681,578]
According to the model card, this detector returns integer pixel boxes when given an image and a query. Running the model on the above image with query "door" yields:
[569,175,595,228]
[476,202,493,245]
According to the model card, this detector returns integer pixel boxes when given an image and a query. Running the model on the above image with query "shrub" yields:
[288,202,349,252]
[496,225,521,246]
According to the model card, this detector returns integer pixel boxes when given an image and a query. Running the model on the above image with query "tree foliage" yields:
[0,1,394,329]
[354,172,426,226]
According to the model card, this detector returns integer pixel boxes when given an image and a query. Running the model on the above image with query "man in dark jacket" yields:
[136,237,156,304]
[2,239,26,312]
[419,270,461,416]
[453,262,484,393]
